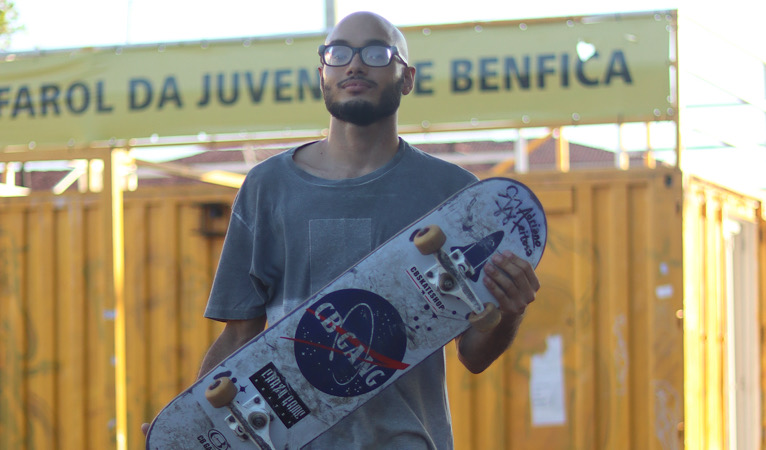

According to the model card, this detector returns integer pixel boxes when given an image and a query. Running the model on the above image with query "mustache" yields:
[337,75,378,88]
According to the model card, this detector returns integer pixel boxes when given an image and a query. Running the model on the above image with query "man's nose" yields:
[345,52,366,73]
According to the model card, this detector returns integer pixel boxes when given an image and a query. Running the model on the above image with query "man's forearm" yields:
[197,317,267,379]
[198,337,238,379]
[456,310,525,374]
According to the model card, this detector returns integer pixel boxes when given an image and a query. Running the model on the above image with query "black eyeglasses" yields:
[318,44,408,68]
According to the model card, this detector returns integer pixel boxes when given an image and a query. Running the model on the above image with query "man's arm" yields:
[142,316,267,436]
[198,317,267,378]
[455,251,539,374]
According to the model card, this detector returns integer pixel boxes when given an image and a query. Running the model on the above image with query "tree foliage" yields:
[0,0,21,49]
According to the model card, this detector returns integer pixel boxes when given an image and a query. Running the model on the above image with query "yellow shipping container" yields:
[1,167,763,449]
[681,178,765,450]
[452,167,686,449]
[0,185,231,449]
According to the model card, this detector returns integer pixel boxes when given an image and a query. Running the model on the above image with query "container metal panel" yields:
[2,170,763,449]
[0,187,232,449]
[447,168,686,450]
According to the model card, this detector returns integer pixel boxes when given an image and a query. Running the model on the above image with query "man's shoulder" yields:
[231,149,295,216]
[244,148,292,180]
[402,141,478,183]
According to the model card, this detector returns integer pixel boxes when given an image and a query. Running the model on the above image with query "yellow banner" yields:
[0,12,674,149]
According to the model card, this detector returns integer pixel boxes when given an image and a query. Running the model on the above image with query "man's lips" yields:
[338,77,376,89]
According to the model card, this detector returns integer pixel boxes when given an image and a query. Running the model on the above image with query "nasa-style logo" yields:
[291,289,409,397]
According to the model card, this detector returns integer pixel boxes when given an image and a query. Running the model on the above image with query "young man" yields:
[148,11,539,448]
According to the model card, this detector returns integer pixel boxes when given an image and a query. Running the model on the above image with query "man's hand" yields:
[482,250,539,317]
[456,250,540,374]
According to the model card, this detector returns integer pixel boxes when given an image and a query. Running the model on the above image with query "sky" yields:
[3,0,766,193]
[6,0,764,58]
[6,0,685,51]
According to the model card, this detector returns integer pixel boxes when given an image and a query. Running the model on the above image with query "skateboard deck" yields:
[145,177,547,449]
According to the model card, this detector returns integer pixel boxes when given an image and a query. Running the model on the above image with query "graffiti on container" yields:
[1,227,75,448]
[653,379,682,450]
[613,314,628,396]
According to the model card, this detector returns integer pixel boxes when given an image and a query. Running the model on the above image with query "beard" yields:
[322,75,405,127]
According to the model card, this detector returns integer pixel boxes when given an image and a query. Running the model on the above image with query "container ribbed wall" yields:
[2,168,763,449]
[447,168,685,449]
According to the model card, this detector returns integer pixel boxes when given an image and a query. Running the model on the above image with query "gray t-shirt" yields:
[205,139,477,449]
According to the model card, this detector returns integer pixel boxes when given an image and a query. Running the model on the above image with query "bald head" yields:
[326,12,409,63]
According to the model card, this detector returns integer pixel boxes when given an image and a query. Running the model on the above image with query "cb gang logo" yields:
[290,289,409,397]
[196,429,230,450]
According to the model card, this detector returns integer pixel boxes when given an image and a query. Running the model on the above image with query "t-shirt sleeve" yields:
[204,208,268,321]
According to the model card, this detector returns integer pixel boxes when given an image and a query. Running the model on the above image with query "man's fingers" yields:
[504,251,540,293]
[483,252,539,310]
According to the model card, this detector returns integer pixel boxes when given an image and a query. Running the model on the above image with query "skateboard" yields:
[145,177,547,449]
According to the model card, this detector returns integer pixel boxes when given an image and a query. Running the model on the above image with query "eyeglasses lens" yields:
[323,45,393,67]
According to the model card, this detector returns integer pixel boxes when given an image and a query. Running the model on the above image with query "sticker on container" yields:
[530,334,567,426]
[655,284,674,299]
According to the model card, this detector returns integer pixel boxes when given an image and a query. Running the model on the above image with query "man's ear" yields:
[402,66,416,95]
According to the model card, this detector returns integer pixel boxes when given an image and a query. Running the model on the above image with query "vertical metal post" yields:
[515,129,529,173]
[644,121,656,168]
[672,12,682,169]
[103,149,127,450]
[555,128,570,172]
[325,0,338,31]
[616,123,629,170]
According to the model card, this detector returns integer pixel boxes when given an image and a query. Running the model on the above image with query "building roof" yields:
[5,137,659,193]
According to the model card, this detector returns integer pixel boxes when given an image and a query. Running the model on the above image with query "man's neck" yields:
[294,118,400,180]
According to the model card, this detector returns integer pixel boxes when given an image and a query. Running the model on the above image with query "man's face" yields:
[318,14,412,127]
[321,67,405,127]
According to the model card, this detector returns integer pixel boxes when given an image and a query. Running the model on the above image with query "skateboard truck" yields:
[414,225,502,332]
[205,377,275,450]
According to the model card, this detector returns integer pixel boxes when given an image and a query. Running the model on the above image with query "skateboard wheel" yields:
[205,377,238,408]
[469,303,502,332]
[414,225,446,255]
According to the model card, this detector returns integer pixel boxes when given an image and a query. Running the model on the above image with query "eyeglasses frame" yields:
[318,44,409,68]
